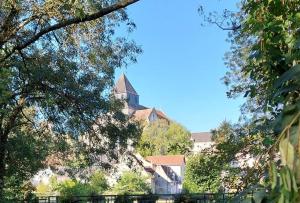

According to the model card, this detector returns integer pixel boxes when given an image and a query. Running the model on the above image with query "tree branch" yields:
[211,21,241,31]
[3,96,26,136]
[0,0,140,63]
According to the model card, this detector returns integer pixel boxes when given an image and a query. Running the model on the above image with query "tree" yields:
[183,120,264,193]
[0,0,141,199]
[206,0,300,201]
[183,154,221,193]
[3,109,66,200]
[211,120,235,144]
[220,0,300,124]
[111,171,151,195]
[136,120,192,157]
[212,121,265,191]
[89,170,109,195]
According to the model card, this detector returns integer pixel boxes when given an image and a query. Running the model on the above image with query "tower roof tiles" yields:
[114,73,138,95]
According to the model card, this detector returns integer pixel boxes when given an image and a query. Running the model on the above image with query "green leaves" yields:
[270,163,277,190]
[0,0,141,199]
[36,170,109,199]
[278,167,298,202]
[137,120,192,157]
[220,0,300,202]
[183,154,222,193]
[274,64,300,89]
[89,170,109,194]
[279,138,295,170]
[252,189,267,203]
[110,171,151,195]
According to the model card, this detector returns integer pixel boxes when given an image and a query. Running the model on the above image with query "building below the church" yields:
[190,132,214,153]
[145,155,185,194]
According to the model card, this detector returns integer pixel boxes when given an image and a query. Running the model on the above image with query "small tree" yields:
[183,154,221,193]
[89,170,109,195]
[111,171,151,195]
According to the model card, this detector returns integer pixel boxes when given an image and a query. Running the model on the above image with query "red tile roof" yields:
[146,155,185,166]
[155,110,169,120]
[132,108,169,122]
[132,108,153,121]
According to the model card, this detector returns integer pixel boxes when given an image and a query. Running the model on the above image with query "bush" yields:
[111,171,151,195]
[35,170,109,201]
[183,154,221,193]
[57,179,93,203]
[89,170,109,194]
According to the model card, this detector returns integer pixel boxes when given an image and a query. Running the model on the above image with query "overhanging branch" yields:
[0,0,140,64]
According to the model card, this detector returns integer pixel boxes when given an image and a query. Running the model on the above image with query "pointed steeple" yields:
[114,74,140,115]
[114,73,138,95]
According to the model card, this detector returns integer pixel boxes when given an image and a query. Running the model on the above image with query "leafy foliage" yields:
[36,170,109,200]
[211,120,236,143]
[111,171,151,195]
[89,170,109,194]
[183,154,222,193]
[3,109,65,200]
[0,0,140,198]
[209,0,300,202]
[183,121,265,194]
[137,120,192,157]
[223,0,300,120]
[57,179,93,202]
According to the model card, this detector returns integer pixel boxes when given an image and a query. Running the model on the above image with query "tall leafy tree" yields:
[205,0,300,201]
[137,120,192,157]
[183,121,265,193]
[2,107,73,200]
[0,0,141,199]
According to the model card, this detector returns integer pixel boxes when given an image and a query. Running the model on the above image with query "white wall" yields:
[148,111,158,122]
[192,141,214,153]
[169,165,183,179]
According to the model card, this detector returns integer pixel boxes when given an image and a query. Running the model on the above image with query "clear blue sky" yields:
[115,0,243,132]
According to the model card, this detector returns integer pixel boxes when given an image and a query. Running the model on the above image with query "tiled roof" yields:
[155,110,169,120]
[146,155,185,166]
[132,108,169,122]
[191,132,212,142]
[114,74,138,95]
[133,108,153,121]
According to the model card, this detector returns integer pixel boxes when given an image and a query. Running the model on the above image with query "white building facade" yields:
[145,155,185,194]
[191,132,214,153]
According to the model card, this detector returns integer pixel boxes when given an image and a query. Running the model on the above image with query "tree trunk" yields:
[0,131,8,201]
[0,97,25,200]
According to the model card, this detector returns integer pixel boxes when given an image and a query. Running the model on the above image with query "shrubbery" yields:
[35,170,109,201]
[35,170,150,201]
[111,171,151,195]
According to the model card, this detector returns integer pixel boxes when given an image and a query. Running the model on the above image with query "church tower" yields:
[114,74,139,115]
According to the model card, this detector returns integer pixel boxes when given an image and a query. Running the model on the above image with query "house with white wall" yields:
[145,155,185,194]
[190,132,214,153]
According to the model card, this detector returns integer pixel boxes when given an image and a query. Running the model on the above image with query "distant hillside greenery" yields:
[137,119,192,157]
